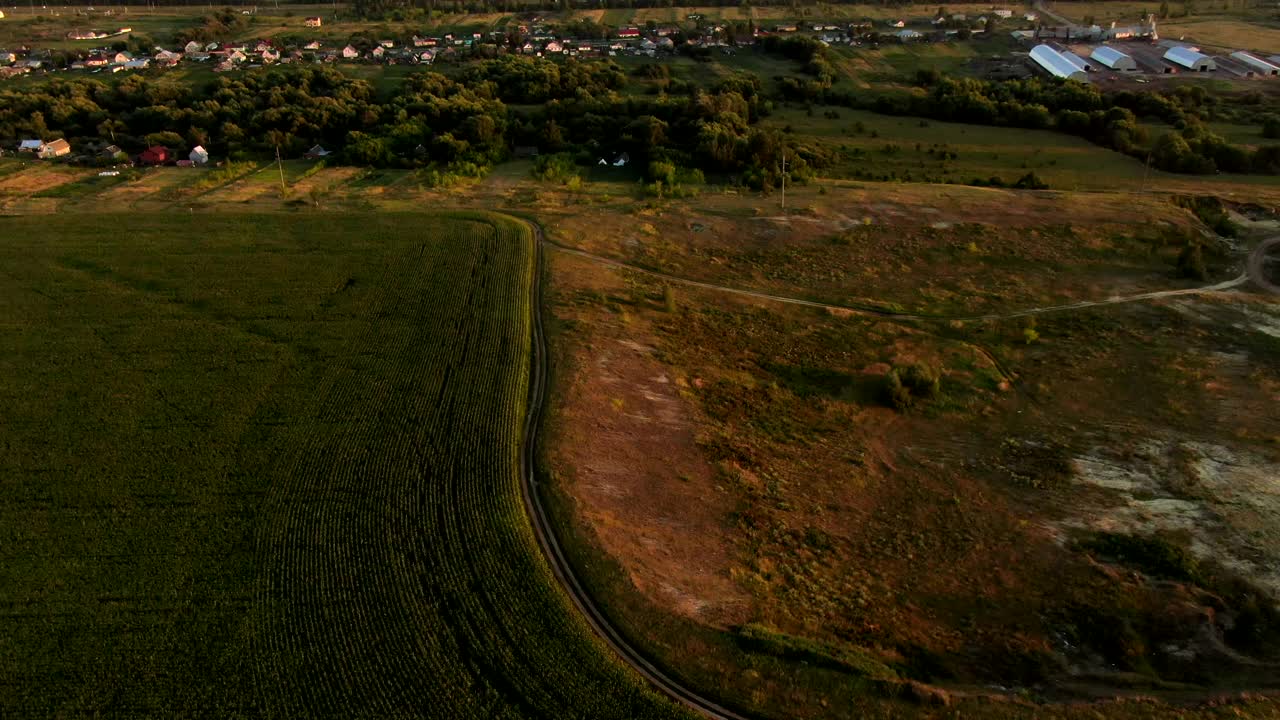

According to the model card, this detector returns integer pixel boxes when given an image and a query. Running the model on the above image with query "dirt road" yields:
[544,237,1264,323]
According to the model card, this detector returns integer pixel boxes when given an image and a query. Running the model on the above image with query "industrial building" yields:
[1164,46,1216,71]
[1030,44,1088,81]
[1061,49,1092,73]
[1230,51,1280,76]
[1091,45,1139,71]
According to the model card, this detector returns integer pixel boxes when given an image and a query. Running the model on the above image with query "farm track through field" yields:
[540,237,1255,322]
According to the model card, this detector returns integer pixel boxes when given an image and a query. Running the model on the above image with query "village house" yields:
[111,51,131,64]
[154,49,181,66]
[189,145,209,165]
[137,146,169,166]
[184,40,202,54]
[261,47,280,63]
[254,40,272,53]
[341,45,359,59]
[416,49,435,63]
[304,144,330,159]
[617,27,640,38]
[379,39,395,48]
[304,16,322,27]
[412,35,432,47]
[371,46,385,59]
[304,41,322,50]
[18,139,44,153]
[37,139,71,159]
[84,54,109,67]
[544,40,563,54]
[0,51,15,65]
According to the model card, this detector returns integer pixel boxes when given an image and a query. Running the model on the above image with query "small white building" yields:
[341,45,359,59]
[896,28,923,42]
[1030,44,1088,81]
[189,145,209,164]
[1091,45,1138,71]
[184,41,202,54]
[304,16,322,27]
[1230,51,1280,76]
[993,9,1013,18]
[1164,46,1215,71]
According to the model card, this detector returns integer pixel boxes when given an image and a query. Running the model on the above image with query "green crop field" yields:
[0,210,686,718]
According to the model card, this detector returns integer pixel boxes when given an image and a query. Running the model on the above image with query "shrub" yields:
[1176,241,1208,280]
[884,363,940,411]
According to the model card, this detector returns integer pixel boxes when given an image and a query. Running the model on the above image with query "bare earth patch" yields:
[546,251,751,626]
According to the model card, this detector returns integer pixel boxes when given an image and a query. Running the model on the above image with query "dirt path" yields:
[544,238,1261,323]
[1247,236,1280,295]
[1034,0,1078,27]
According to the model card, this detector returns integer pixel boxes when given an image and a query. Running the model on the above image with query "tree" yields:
[1262,116,1280,140]
[1159,0,1171,17]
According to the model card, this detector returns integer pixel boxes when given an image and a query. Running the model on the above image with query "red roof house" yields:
[137,145,170,166]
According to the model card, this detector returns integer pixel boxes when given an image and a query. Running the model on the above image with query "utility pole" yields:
[1140,149,1152,192]
[276,144,286,195]
[779,151,787,214]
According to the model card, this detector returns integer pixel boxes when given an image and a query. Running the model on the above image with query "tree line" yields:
[0,58,810,188]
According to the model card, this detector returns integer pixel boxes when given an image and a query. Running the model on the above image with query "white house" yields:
[371,46,385,59]
[261,47,280,63]
[189,145,209,164]
[341,45,359,59]
[184,40,202,54]
[304,41,322,50]
[896,29,923,41]
[544,41,563,53]
[304,16,322,27]
[18,139,43,152]
[993,9,1013,18]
